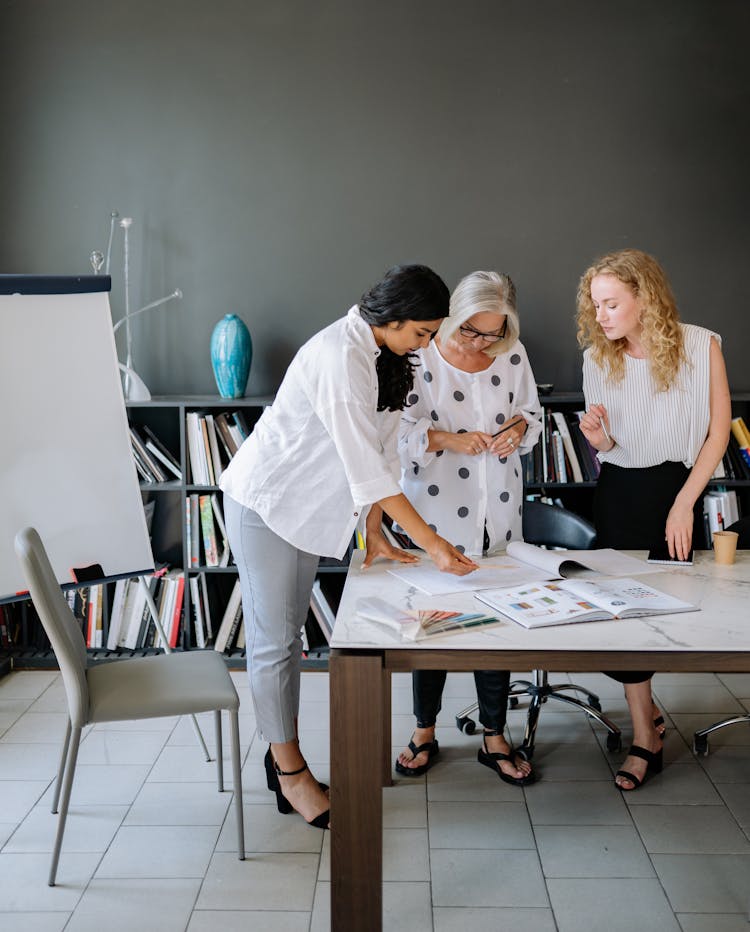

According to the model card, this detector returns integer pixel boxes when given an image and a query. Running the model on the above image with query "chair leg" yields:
[229,709,245,859]
[214,710,224,793]
[49,724,82,886]
[51,718,72,814]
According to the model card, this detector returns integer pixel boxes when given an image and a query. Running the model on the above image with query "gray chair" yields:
[14,526,245,885]
[455,501,622,757]
[693,516,750,755]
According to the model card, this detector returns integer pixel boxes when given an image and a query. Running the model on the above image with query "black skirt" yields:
[593,461,703,550]
[593,460,703,685]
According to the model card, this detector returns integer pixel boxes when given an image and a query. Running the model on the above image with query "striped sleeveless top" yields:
[582,323,717,469]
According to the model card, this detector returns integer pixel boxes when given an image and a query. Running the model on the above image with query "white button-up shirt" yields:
[220,306,402,559]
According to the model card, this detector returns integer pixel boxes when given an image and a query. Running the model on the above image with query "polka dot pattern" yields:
[408,393,419,405]
[428,484,440,496]
[499,491,510,502]
[510,353,521,365]
[457,506,469,518]
[458,467,470,479]
[453,390,465,402]
[424,371,433,382]
[430,410,439,421]
[495,413,506,425]
[491,375,501,386]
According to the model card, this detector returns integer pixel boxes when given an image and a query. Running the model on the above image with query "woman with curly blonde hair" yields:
[576,248,731,791]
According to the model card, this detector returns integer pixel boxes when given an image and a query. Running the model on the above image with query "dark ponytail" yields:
[359,264,449,411]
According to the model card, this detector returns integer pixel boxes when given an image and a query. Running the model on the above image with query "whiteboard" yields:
[0,283,154,600]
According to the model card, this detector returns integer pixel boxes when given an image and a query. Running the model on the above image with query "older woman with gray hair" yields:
[394,270,543,785]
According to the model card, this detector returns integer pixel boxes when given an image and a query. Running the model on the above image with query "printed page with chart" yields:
[475,577,697,628]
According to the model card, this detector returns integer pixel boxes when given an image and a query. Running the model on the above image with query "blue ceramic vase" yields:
[210,314,253,398]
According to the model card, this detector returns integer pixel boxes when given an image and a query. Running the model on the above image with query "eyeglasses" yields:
[458,320,507,343]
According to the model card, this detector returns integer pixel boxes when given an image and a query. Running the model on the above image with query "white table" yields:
[328,550,750,932]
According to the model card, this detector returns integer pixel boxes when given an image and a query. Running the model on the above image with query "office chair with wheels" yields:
[14,526,245,886]
[693,516,750,755]
[455,501,622,757]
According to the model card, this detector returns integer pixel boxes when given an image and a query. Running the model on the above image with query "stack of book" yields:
[186,493,230,568]
[213,579,243,653]
[105,571,185,651]
[129,426,182,484]
[185,410,249,485]
[703,488,740,541]
[522,410,601,485]
[721,417,750,480]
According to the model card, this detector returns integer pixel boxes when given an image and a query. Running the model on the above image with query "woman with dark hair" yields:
[577,248,730,791]
[220,264,477,829]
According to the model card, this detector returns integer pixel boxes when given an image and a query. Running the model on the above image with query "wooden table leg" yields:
[330,650,384,932]
[382,668,392,787]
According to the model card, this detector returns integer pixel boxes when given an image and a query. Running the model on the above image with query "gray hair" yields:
[440,270,520,356]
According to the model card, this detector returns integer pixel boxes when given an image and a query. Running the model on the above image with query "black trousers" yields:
[594,460,703,685]
[413,669,511,732]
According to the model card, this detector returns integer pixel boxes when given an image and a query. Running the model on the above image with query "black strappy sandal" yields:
[395,735,440,777]
[615,744,663,791]
[477,738,535,786]
[263,746,329,828]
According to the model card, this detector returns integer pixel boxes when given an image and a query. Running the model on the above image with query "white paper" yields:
[386,554,552,595]
[505,541,663,578]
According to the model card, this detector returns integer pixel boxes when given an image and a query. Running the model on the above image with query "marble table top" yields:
[331,549,750,653]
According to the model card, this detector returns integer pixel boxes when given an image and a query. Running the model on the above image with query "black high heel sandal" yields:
[263,746,329,828]
[615,744,663,791]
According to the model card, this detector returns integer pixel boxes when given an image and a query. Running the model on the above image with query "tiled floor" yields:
[1,667,749,931]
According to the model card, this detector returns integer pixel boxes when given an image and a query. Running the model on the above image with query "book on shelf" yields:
[199,494,220,566]
[210,493,231,566]
[151,570,185,649]
[551,411,583,483]
[186,412,211,485]
[189,494,201,567]
[205,414,225,483]
[214,412,239,457]
[354,596,502,641]
[129,427,168,483]
[141,424,182,480]
[106,578,128,650]
[214,579,243,653]
[730,417,750,469]
[199,571,214,641]
[200,417,215,486]
[703,489,739,538]
[475,577,697,628]
[189,575,206,648]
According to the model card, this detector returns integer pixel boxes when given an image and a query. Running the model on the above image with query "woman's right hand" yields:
[428,537,479,576]
[579,403,613,452]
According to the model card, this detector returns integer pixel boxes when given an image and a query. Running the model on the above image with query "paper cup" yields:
[713,530,739,565]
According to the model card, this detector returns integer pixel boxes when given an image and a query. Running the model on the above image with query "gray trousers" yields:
[224,495,320,743]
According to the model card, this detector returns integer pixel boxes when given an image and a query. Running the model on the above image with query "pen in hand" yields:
[599,416,611,446]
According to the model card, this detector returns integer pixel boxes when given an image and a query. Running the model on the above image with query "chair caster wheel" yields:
[606,732,622,752]
[455,716,476,735]
[508,697,519,709]
[693,735,709,756]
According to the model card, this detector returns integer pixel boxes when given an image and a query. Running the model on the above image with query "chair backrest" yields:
[14,527,90,727]
[522,501,596,551]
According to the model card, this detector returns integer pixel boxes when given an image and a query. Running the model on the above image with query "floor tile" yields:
[529,740,614,780]
[76,729,168,766]
[1,712,68,744]
[427,759,528,802]
[622,762,723,806]
[196,851,318,910]
[535,824,655,877]
[0,851,100,909]
[95,825,220,878]
[546,877,682,932]
[64,878,201,932]
[428,800,534,849]
[653,683,746,715]
[383,782,427,828]
[675,915,750,931]
[0,779,49,822]
[0,672,59,700]
[0,912,70,931]
[0,743,59,780]
[187,910,311,932]
[4,804,127,853]
[525,780,631,825]
[715,782,750,830]
[630,805,750,854]
[696,747,750,783]
[433,906,557,932]
[39,764,150,806]
[216,803,324,853]
[431,849,548,907]
[652,853,750,913]
[124,780,233,825]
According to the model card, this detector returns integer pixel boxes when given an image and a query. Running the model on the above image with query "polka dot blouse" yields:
[398,339,543,555]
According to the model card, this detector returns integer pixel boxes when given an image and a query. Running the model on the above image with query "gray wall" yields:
[2,0,749,394]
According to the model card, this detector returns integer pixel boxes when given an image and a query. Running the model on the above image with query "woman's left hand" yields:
[488,416,527,458]
[362,531,420,569]
[665,500,694,561]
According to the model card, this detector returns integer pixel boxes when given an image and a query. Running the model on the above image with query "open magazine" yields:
[354,596,502,641]
[475,577,697,628]
[386,543,657,597]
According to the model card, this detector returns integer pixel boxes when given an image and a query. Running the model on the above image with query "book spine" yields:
[199,494,219,566]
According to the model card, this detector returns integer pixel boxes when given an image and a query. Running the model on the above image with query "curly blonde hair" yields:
[440,270,519,357]
[576,249,685,392]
